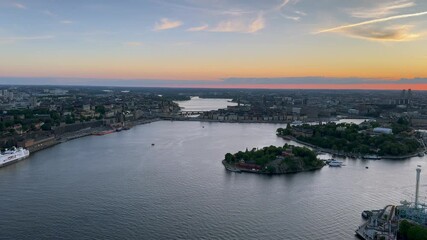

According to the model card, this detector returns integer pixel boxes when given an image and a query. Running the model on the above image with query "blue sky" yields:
[1,0,427,88]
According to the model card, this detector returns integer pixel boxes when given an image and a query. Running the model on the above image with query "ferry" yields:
[328,159,343,167]
[0,147,30,168]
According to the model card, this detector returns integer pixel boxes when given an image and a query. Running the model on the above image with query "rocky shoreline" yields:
[222,160,324,175]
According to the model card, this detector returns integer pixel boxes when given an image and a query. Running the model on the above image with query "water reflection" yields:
[0,121,426,240]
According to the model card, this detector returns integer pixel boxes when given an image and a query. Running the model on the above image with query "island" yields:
[222,144,325,174]
[277,119,425,159]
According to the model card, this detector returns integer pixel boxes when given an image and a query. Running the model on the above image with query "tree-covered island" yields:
[222,144,325,174]
[277,120,424,158]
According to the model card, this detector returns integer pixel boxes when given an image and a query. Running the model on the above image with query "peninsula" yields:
[222,144,325,174]
[277,119,425,159]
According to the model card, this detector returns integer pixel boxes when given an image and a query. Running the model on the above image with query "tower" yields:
[415,166,421,208]
[407,89,412,105]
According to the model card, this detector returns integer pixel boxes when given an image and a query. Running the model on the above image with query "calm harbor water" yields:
[1,121,426,239]
[174,97,237,112]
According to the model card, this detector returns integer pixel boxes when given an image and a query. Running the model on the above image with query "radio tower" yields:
[415,166,421,208]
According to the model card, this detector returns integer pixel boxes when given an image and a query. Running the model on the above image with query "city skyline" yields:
[1,0,427,89]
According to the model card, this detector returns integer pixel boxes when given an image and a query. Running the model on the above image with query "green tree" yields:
[266,166,275,174]
[41,123,52,131]
[95,105,106,114]
[225,153,235,163]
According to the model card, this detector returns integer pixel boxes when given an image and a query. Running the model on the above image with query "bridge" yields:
[177,111,206,116]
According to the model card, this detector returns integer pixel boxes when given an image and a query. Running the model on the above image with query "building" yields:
[373,127,393,135]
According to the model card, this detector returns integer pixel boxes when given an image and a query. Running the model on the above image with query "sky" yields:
[1,0,427,89]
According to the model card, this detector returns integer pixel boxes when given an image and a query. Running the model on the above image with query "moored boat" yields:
[328,159,343,167]
[291,120,303,126]
[0,147,30,168]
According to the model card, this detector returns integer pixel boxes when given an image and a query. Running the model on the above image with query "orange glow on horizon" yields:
[164,84,427,90]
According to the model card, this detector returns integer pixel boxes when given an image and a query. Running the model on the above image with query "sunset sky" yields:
[1,0,427,89]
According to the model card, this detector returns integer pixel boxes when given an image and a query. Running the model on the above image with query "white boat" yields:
[0,147,30,168]
[291,120,303,126]
[328,159,343,167]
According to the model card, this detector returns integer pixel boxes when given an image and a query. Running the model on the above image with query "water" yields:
[174,97,237,112]
[1,121,426,240]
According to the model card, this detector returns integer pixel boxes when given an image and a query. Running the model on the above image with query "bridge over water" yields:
[178,111,206,116]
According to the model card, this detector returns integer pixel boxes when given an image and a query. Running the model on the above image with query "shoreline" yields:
[27,118,160,155]
[17,118,426,161]
[164,117,297,124]
[161,116,375,125]
[222,160,324,175]
[278,135,426,160]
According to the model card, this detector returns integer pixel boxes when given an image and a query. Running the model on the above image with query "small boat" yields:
[365,166,369,169]
[323,159,332,164]
[328,159,343,167]
[291,120,303,126]
[151,143,155,146]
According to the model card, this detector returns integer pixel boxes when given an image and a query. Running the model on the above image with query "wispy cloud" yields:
[342,25,420,41]
[275,0,305,21]
[280,14,300,21]
[317,11,427,34]
[294,10,306,16]
[219,10,254,16]
[209,14,265,33]
[123,41,143,47]
[0,35,54,44]
[316,1,426,41]
[187,24,209,32]
[248,14,265,33]
[350,0,416,19]
[13,2,26,9]
[152,0,255,16]
[275,0,292,11]
[154,18,183,31]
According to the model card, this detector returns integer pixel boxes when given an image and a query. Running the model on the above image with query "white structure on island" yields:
[373,127,393,135]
